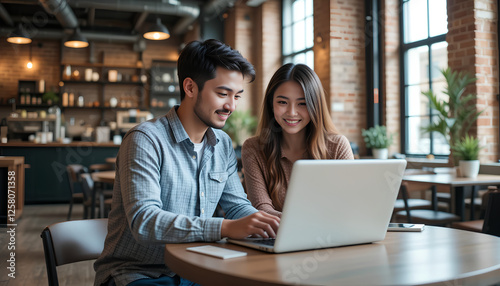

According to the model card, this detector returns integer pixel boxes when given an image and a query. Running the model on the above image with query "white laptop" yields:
[227,159,407,253]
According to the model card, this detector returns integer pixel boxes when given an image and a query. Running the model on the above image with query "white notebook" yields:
[186,245,247,259]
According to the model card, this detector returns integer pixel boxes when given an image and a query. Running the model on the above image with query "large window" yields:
[282,0,314,68]
[402,0,448,156]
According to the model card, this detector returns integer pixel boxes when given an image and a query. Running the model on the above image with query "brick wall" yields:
[448,0,499,162]
[253,0,282,116]
[224,3,254,112]
[328,0,367,147]
[0,39,60,103]
[0,38,183,124]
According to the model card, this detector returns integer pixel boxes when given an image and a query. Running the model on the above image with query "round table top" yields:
[165,226,500,286]
[91,170,115,184]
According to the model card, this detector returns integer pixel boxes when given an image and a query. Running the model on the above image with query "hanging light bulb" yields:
[27,44,33,69]
[7,23,32,44]
[64,28,89,48]
[143,18,170,40]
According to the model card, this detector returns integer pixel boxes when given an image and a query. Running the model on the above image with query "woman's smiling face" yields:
[272,81,311,136]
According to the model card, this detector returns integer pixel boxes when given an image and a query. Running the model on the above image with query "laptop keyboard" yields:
[254,238,276,246]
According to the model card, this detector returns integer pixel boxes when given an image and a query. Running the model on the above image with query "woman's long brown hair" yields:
[256,63,338,210]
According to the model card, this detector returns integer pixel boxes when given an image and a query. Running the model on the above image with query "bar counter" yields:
[0,141,119,147]
[0,141,120,204]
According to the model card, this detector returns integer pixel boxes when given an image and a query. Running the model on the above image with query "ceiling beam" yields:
[133,11,148,32]
[0,3,14,26]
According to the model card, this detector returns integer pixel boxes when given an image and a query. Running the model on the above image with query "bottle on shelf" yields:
[77,95,84,107]
[20,88,26,105]
[69,91,75,107]
[62,92,68,107]
[25,88,31,106]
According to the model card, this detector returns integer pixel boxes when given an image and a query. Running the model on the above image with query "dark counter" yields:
[0,142,119,204]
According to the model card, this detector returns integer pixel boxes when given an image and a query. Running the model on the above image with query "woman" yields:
[241,63,354,217]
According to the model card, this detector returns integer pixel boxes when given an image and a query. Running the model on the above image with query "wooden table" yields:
[105,157,116,164]
[0,156,25,224]
[403,173,500,220]
[91,171,115,218]
[165,226,500,286]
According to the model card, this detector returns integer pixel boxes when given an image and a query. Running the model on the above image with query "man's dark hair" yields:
[177,39,255,101]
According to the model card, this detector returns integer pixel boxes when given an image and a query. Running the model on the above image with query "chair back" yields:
[41,219,108,286]
[66,164,89,194]
[80,173,95,202]
[482,191,500,237]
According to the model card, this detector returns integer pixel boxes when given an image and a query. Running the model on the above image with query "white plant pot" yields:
[372,148,388,159]
[459,160,480,178]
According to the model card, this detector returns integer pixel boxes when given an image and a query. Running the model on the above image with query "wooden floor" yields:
[0,204,95,286]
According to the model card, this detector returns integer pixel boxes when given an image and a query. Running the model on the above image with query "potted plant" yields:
[42,91,59,105]
[361,125,394,159]
[422,68,484,166]
[452,134,482,178]
[222,110,257,155]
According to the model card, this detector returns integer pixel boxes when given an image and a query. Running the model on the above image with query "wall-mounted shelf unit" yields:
[149,60,180,117]
[60,62,146,111]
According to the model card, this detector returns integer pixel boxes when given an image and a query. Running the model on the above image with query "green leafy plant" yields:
[42,91,59,104]
[422,68,484,164]
[451,134,482,161]
[222,110,257,146]
[361,125,394,149]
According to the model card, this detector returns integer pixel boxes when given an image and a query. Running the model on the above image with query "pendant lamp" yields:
[143,18,170,40]
[64,28,89,48]
[7,23,32,44]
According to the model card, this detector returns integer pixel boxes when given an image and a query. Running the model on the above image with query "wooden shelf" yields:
[61,62,143,69]
[61,80,144,85]
[7,117,56,122]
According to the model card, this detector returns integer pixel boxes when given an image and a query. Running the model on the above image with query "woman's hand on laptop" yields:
[221,211,280,239]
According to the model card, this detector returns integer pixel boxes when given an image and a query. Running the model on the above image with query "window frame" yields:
[282,0,314,67]
[399,0,448,158]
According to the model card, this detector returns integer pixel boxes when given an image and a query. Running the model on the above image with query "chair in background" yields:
[81,173,113,218]
[89,163,114,201]
[41,218,108,286]
[395,184,461,226]
[452,187,500,237]
[66,164,89,220]
[391,183,432,221]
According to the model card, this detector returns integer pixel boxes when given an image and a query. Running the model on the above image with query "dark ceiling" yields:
[0,0,239,42]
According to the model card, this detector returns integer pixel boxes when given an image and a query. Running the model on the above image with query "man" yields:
[94,39,280,286]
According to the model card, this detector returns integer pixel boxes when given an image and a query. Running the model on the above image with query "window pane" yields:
[293,0,305,22]
[305,0,313,17]
[407,84,429,117]
[403,0,428,43]
[432,132,450,155]
[283,56,293,64]
[430,42,448,80]
[283,26,292,55]
[407,116,431,154]
[305,16,313,48]
[306,50,314,69]
[283,0,292,26]
[293,20,306,52]
[406,46,429,86]
[293,53,306,64]
[429,0,447,37]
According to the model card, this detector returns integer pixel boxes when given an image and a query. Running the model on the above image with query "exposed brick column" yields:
[327,0,367,149]
[253,0,282,116]
[383,0,402,156]
[448,0,499,162]
[224,3,254,111]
